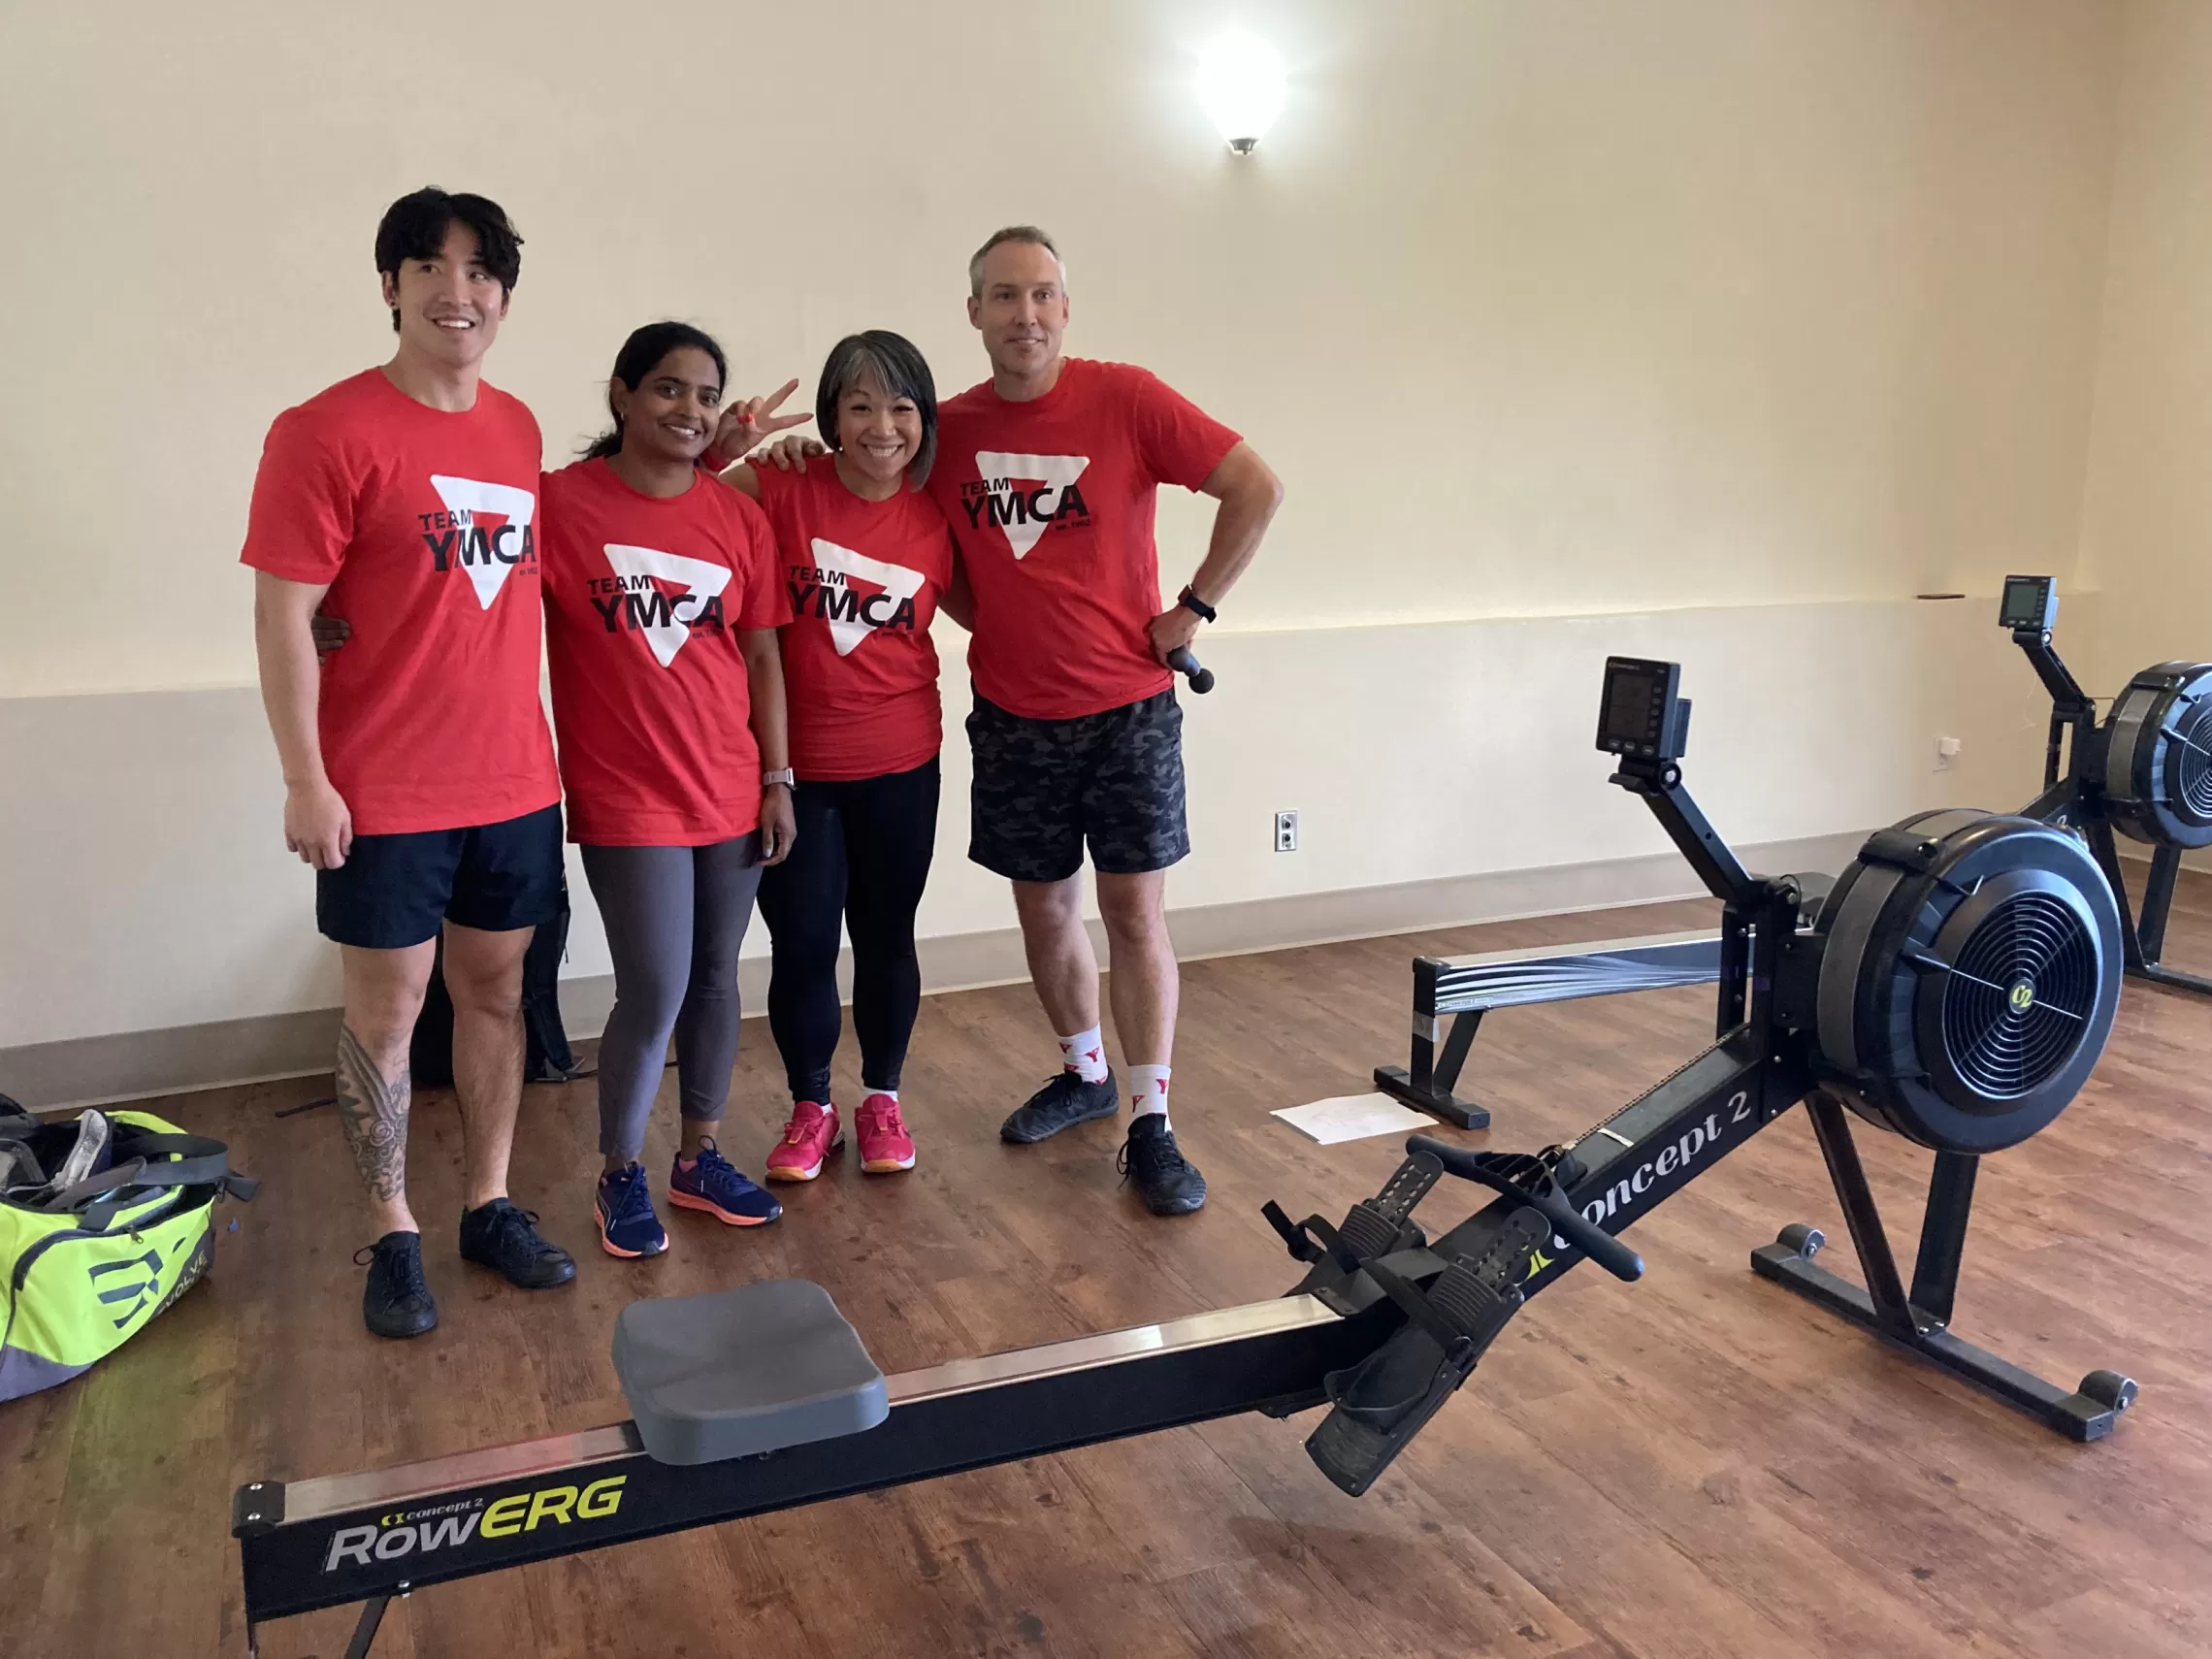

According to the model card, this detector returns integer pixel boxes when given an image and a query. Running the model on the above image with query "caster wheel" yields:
[2079,1370,2138,1413]
[1776,1223,1824,1259]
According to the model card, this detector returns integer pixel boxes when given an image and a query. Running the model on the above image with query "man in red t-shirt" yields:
[242,187,576,1340]
[940,227,1284,1215]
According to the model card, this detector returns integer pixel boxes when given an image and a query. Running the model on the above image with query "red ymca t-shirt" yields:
[930,358,1241,720]
[239,369,559,835]
[540,460,789,846]
[753,463,952,781]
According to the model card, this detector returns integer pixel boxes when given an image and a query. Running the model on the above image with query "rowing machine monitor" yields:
[1596,655,1691,763]
[233,659,2141,1658]
[2000,572,2058,635]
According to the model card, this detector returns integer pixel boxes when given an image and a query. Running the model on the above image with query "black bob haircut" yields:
[816,331,938,483]
[583,321,729,462]
[374,187,524,333]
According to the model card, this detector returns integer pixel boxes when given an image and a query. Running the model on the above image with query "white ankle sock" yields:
[1129,1065,1171,1126]
[863,1088,897,1104]
[1057,1026,1110,1084]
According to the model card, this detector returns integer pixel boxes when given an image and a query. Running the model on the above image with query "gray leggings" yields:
[581,837,763,1160]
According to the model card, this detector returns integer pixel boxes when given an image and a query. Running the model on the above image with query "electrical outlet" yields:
[1275,810,1298,852]
[1935,735,1962,772]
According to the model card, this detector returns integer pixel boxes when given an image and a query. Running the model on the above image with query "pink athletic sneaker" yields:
[764,1102,842,1182]
[856,1094,917,1174]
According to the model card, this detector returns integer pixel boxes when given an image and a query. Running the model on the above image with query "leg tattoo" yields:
[335,1023,409,1205]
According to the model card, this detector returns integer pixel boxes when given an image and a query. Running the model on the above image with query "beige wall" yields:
[1,0,2118,695]
[0,0,2132,1057]
[2077,0,2212,702]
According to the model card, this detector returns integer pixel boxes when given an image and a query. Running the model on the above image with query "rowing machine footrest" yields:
[1303,1208,1545,1496]
[614,1280,888,1466]
[1333,1196,1425,1260]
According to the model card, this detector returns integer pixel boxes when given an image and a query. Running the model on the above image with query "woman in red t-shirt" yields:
[707,332,960,1183]
[540,322,799,1259]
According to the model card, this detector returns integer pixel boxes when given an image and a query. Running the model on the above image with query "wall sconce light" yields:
[1197,35,1285,156]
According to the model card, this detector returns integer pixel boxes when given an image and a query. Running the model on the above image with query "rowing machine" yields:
[234,655,2136,1658]
[2002,572,2212,996]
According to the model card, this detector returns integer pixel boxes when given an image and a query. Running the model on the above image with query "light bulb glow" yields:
[1196,36,1285,154]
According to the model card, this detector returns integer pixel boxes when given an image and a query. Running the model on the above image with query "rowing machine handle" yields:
[1405,1135,1645,1283]
[1166,646,1215,694]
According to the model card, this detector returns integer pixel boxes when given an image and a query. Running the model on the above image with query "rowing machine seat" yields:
[613,1280,888,1465]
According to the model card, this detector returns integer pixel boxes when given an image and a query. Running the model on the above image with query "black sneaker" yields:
[1118,1115,1207,1216]
[458,1197,577,1289]
[1000,1069,1121,1144]
[356,1231,438,1339]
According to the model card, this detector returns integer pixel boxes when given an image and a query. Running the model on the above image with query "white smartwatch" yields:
[763,768,796,789]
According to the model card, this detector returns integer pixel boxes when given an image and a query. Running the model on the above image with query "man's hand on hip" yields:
[1147,605,1202,665]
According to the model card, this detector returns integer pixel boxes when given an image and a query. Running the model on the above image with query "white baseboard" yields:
[0,830,1863,1113]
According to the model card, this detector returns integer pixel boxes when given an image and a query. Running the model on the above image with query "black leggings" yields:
[756,758,940,1103]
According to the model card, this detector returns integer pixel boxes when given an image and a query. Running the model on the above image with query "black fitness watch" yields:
[1177,585,1217,624]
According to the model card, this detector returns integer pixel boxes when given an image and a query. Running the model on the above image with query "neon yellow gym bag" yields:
[0,1096,257,1401]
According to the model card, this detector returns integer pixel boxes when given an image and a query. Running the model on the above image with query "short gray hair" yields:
[968,225,1065,297]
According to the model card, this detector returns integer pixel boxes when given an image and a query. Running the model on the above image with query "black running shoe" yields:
[458,1197,577,1289]
[1000,1069,1121,1144]
[1118,1115,1207,1216]
[356,1231,438,1339]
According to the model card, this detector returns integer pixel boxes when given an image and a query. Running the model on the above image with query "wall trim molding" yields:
[0,830,1867,1113]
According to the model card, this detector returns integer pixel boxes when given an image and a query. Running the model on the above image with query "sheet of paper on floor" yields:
[1272,1092,1440,1146]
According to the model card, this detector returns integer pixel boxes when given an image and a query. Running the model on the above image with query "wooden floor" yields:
[11,873,2212,1659]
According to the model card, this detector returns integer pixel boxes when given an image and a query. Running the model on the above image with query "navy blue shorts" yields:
[966,690,1188,884]
[315,804,565,950]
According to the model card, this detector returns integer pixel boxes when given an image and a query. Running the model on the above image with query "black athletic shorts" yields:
[316,803,565,950]
[966,689,1188,884]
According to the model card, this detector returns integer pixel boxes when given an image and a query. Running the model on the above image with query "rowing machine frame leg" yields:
[2080,822,2212,999]
[2132,844,2212,995]
[1375,978,1490,1129]
[1750,1094,2135,1442]
[342,1594,391,1659]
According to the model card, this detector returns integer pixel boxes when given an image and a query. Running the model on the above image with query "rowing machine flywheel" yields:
[2101,662,2212,850]
[1808,810,2122,1154]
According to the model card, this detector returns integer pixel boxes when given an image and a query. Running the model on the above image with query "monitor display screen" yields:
[1604,665,1658,744]
[2000,576,2051,630]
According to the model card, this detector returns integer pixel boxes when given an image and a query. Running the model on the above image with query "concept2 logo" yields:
[1529,1089,1757,1278]
[320,1477,627,1572]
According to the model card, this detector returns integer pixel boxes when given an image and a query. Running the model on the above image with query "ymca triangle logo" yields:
[603,543,732,667]
[430,474,537,610]
[975,452,1090,559]
[808,537,926,657]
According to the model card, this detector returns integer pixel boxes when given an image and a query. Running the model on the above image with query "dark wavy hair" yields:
[374,188,523,334]
[582,322,730,462]
[816,331,939,483]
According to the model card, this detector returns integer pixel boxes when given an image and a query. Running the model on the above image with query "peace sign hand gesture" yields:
[704,378,811,471]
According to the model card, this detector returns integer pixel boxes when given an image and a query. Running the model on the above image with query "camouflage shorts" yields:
[966,690,1189,883]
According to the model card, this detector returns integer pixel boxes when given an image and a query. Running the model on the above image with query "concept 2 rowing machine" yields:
[234,656,2134,1658]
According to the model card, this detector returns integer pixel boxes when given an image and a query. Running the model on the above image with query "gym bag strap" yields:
[44,1132,256,1227]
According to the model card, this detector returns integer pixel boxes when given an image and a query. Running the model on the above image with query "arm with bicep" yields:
[252,570,353,869]
[740,627,796,863]
[1146,440,1285,664]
